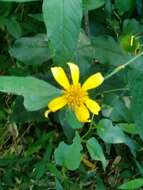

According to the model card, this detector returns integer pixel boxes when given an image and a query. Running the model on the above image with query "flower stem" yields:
[96,88,129,96]
[82,114,95,140]
[105,51,143,80]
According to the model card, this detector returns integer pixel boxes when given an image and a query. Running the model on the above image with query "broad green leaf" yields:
[122,19,143,35]
[92,35,143,71]
[0,3,12,16]
[118,178,143,189]
[97,119,137,156]
[102,95,132,122]
[83,0,105,11]
[43,0,82,64]
[129,71,143,140]
[92,35,128,66]
[117,123,138,135]
[54,132,83,170]
[86,137,107,170]
[9,34,51,65]
[0,76,61,111]
[115,0,135,15]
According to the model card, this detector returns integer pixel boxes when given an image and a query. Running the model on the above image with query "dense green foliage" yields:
[0,0,143,189]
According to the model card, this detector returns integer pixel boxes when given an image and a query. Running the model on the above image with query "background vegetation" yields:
[0,0,143,189]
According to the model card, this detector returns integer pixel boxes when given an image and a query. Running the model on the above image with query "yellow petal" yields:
[51,67,70,90]
[85,98,101,115]
[44,110,51,118]
[68,62,79,85]
[74,104,90,122]
[82,72,104,91]
[48,95,67,112]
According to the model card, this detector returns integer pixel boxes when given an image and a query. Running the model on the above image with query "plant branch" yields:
[105,51,143,80]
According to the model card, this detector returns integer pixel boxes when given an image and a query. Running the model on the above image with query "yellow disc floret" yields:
[65,84,88,108]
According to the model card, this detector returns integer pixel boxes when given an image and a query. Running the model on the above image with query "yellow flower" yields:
[45,63,104,122]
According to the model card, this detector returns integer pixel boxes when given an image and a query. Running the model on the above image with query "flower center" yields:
[64,83,88,108]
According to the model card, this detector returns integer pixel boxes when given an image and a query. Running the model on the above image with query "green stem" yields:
[96,88,129,96]
[105,51,143,80]
[82,114,94,140]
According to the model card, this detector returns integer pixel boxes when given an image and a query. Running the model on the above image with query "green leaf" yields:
[115,0,135,15]
[43,0,82,64]
[58,109,75,143]
[0,76,61,111]
[5,17,22,39]
[136,0,143,16]
[9,34,51,65]
[102,95,132,122]
[135,160,143,177]
[65,109,83,129]
[118,178,143,189]
[92,36,143,71]
[54,132,83,170]
[56,179,64,190]
[26,132,53,156]
[83,0,105,11]
[92,35,128,66]
[73,32,94,75]
[33,161,47,180]
[97,119,137,156]
[86,137,107,170]
[122,19,143,35]
[47,163,62,180]
[129,71,143,140]
[117,123,138,135]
